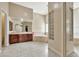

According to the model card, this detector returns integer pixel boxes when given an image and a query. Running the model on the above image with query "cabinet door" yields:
[19,34,33,42]
[23,34,27,42]
[27,34,33,41]
[9,35,19,44]
[20,34,27,42]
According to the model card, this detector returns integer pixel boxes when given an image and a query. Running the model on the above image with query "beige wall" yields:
[9,2,33,21]
[48,2,64,56]
[32,13,45,33]
[0,2,9,15]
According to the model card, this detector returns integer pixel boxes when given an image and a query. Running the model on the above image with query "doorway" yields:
[69,2,79,57]
[0,9,9,48]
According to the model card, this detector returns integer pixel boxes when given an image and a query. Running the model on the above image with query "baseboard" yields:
[66,50,73,56]
[0,50,2,53]
[48,46,63,57]
[0,48,2,53]
[4,43,9,47]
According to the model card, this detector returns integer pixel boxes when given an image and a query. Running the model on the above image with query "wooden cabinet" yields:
[9,34,19,44]
[19,34,28,42]
[9,34,33,44]
[27,34,33,41]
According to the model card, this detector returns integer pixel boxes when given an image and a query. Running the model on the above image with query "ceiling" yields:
[12,2,48,15]
[12,3,79,14]
[74,3,79,9]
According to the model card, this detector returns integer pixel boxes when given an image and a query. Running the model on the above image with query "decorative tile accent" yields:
[48,11,54,40]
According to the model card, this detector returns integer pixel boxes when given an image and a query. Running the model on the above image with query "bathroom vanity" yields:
[9,32,33,44]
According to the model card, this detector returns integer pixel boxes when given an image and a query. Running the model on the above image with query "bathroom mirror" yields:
[9,21,13,31]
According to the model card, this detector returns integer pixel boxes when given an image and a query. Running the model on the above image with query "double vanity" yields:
[9,32,33,44]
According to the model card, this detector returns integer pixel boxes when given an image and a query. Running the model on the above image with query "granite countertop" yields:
[9,31,33,34]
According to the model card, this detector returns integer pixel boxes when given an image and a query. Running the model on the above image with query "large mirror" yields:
[9,17,32,33]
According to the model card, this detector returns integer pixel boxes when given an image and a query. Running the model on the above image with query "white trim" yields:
[48,46,63,57]
[66,50,73,56]
[0,8,9,47]
[0,12,2,50]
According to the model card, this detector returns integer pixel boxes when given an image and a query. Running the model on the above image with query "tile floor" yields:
[0,41,79,57]
[0,41,61,57]
[48,49,60,57]
[67,45,79,57]
[67,52,79,57]
[0,42,48,57]
[48,45,79,57]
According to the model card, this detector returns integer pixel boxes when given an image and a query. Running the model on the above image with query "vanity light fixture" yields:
[1,12,5,16]
[21,18,23,22]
